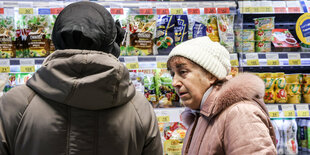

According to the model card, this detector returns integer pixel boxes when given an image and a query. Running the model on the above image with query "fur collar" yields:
[200,73,267,118]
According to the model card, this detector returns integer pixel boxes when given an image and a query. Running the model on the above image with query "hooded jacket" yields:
[0,50,162,155]
[0,2,162,155]
[181,73,277,155]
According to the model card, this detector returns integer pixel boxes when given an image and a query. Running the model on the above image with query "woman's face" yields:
[169,56,217,110]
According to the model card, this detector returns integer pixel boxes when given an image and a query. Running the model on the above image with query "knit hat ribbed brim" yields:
[168,36,231,80]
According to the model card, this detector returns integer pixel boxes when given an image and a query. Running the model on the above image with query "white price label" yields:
[266,105,279,112]
[156,56,169,63]
[0,59,10,66]
[230,54,238,60]
[273,1,286,7]
[288,53,301,60]
[124,56,138,63]
[246,53,259,60]
[266,53,279,60]
[296,104,309,111]
[20,59,35,66]
[281,104,295,111]
[286,1,300,7]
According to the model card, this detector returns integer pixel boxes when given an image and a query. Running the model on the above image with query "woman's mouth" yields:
[179,92,188,98]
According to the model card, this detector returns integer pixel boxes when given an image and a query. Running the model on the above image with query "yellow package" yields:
[274,73,287,103]
[263,73,276,103]
[302,74,310,84]
[303,84,310,103]
[285,74,302,84]
[207,15,220,42]
[287,84,301,104]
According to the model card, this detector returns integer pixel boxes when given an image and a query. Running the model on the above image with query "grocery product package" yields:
[188,15,219,42]
[0,14,16,58]
[274,73,287,103]
[163,122,186,155]
[255,41,271,52]
[271,119,284,154]
[26,15,51,57]
[156,15,175,55]
[303,74,310,103]
[286,74,302,104]
[253,17,275,30]
[217,14,234,53]
[283,119,298,155]
[299,119,307,152]
[263,73,276,103]
[272,29,300,52]
[143,69,157,106]
[128,15,156,56]
[49,15,57,54]
[129,70,144,93]
[113,15,128,56]
[155,69,180,108]
[174,15,188,46]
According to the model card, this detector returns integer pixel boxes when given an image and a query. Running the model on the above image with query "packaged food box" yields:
[235,41,255,52]
[255,29,272,41]
[254,17,275,30]
[272,29,300,52]
[256,41,271,52]
[234,29,255,41]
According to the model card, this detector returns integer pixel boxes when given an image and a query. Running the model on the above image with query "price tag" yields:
[258,7,273,13]
[0,56,10,73]
[266,105,279,118]
[139,8,153,15]
[266,53,279,66]
[296,104,310,117]
[156,8,169,15]
[124,56,139,69]
[288,7,301,13]
[230,54,239,66]
[246,53,259,66]
[50,8,63,14]
[217,8,230,14]
[0,8,4,14]
[156,56,168,69]
[171,8,183,15]
[274,7,287,13]
[21,66,35,73]
[282,104,296,117]
[241,7,252,13]
[0,67,9,73]
[38,8,51,15]
[204,8,216,14]
[288,53,301,65]
[187,8,200,15]
[157,116,170,123]
[19,8,33,14]
[110,8,124,15]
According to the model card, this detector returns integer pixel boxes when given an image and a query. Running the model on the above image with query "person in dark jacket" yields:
[0,2,162,155]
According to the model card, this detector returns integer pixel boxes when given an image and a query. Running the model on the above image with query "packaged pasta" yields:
[0,15,15,58]
[128,15,156,56]
[217,14,234,53]
[263,73,276,103]
[254,17,275,30]
[163,122,187,155]
[156,15,175,55]
[143,69,157,106]
[274,73,287,103]
[174,15,188,46]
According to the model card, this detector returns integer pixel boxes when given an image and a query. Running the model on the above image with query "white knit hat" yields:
[168,36,231,80]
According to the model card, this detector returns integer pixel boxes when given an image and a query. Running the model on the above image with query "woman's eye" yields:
[180,70,187,75]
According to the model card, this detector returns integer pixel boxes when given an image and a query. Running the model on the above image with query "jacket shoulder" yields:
[0,85,35,152]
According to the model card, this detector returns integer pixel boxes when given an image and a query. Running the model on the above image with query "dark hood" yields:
[26,50,136,110]
[52,1,124,57]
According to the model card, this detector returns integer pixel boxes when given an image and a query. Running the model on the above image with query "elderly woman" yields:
[167,36,276,155]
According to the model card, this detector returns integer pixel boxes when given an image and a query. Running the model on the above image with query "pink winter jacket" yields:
[181,73,277,155]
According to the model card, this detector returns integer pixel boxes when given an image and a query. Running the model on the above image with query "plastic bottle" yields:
[283,119,298,155]
[300,119,308,152]
[307,119,310,153]
[273,119,284,154]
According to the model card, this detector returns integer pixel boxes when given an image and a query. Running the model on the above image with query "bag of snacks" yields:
[218,14,234,53]
[156,15,175,55]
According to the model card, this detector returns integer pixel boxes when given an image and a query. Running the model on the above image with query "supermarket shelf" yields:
[1,1,237,15]
[239,1,309,14]
[266,104,310,119]
[240,52,310,67]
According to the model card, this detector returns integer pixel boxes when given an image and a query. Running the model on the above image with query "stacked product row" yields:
[271,118,310,155]
[254,73,310,104]
[235,17,301,53]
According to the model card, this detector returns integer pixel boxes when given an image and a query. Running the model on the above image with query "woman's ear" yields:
[209,75,218,85]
